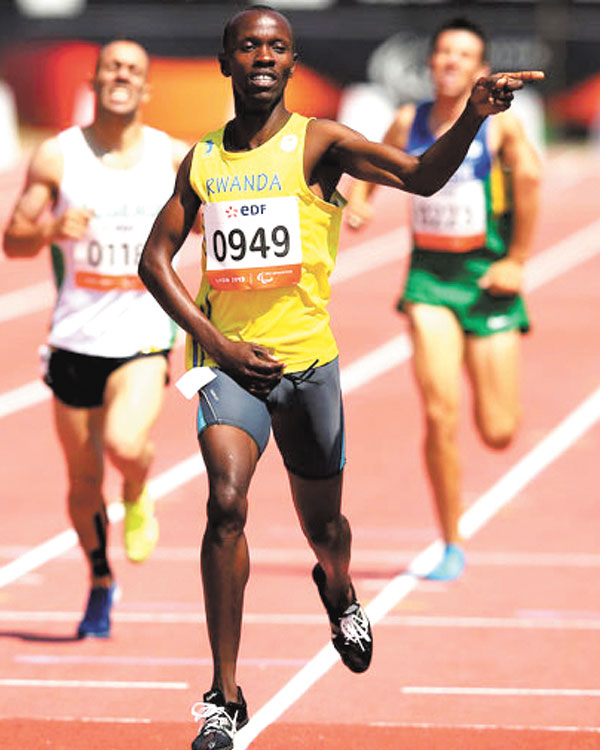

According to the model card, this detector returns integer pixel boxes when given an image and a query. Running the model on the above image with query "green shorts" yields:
[399,248,530,337]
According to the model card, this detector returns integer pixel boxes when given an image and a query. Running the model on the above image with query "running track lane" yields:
[0,145,599,749]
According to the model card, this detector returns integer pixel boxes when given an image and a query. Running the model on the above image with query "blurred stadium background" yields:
[0,0,599,170]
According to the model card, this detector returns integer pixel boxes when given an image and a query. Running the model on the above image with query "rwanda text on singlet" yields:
[205,173,283,196]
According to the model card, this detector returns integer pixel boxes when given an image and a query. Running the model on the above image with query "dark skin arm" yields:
[305,72,543,202]
[138,150,284,398]
[139,72,543,397]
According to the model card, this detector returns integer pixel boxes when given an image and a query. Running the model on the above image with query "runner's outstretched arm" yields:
[315,71,544,197]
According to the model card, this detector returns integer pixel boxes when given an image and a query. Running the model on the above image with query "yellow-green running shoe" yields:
[123,487,159,562]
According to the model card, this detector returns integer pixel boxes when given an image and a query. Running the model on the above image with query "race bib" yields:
[204,196,302,290]
[411,180,486,252]
[73,215,151,291]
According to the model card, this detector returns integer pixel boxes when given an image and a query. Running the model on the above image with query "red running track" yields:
[0,146,599,749]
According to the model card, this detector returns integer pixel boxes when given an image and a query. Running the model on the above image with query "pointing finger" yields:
[499,70,545,82]
[494,71,545,89]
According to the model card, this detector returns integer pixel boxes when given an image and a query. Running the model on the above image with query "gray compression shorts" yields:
[196,357,345,479]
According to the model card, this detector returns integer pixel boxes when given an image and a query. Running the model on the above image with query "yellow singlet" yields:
[185,113,344,374]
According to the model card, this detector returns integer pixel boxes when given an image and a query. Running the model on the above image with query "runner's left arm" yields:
[479,113,541,295]
[313,72,543,198]
[499,114,541,265]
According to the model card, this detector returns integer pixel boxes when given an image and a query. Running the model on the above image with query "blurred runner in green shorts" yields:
[347,17,541,580]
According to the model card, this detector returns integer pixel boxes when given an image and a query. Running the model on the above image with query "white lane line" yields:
[0,336,411,590]
[79,717,152,724]
[331,227,408,282]
[0,228,407,420]
[0,379,49,419]
[402,687,600,698]
[5,545,600,568]
[15,655,307,667]
[1,214,598,420]
[0,228,408,324]
[0,529,78,589]
[0,280,54,323]
[4,612,600,631]
[0,458,200,589]
[233,384,600,749]
[524,216,600,292]
[383,615,600,630]
[0,679,188,690]
[370,721,600,733]
[458,386,600,540]
[1,217,599,707]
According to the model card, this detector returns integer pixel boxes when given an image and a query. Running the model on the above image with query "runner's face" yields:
[92,41,149,117]
[221,11,296,108]
[429,30,488,99]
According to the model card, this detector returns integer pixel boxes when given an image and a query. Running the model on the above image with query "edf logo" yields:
[225,206,238,218]
[240,204,266,216]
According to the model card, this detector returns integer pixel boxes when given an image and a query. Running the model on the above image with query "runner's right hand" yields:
[52,207,94,241]
[469,71,545,117]
[345,197,374,230]
[215,339,284,398]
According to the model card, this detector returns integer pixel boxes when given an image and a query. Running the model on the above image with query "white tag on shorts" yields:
[175,367,217,399]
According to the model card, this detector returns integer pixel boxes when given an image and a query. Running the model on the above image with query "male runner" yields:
[138,6,542,749]
[347,17,541,580]
[4,40,189,638]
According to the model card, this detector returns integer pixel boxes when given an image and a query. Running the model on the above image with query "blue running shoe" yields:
[425,544,465,581]
[77,583,118,639]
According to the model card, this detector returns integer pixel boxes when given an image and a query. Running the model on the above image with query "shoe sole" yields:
[77,629,110,639]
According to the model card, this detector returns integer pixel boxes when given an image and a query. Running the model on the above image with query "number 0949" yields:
[212,225,290,263]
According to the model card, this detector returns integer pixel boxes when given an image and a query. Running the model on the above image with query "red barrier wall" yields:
[548,73,600,129]
[0,41,342,140]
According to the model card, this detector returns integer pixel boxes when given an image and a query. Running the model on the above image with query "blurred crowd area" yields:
[1,0,599,170]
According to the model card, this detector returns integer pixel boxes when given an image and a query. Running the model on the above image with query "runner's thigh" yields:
[406,302,464,415]
[465,329,520,436]
[103,354,168,445]
[269,358,345,480]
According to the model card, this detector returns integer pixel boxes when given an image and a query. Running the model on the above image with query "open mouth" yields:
[436,71,463,89]
[248,72,278,88]
[108,86,132,103]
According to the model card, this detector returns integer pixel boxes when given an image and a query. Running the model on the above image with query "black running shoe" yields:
[191,687,249,750]
[312,563,372,673]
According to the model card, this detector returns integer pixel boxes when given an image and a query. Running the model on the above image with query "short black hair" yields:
[221,4,293,53]
[430,17,488,62]
[95,39,150,77]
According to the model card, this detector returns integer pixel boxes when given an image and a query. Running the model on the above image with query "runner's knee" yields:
[479,413,519,449]
[206,483,248,540]
[302,513,348,550]
[424,399,459,440]
[105,431,151,469]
